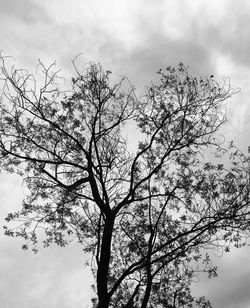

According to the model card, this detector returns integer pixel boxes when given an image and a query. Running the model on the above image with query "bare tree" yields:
[0,55,249,308]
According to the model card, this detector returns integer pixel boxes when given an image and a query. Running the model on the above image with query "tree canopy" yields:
[0,55,249,308]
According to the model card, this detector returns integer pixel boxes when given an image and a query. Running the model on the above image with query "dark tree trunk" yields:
[97,213,115,308]
[141,275,152,308]
[141,234,153,308]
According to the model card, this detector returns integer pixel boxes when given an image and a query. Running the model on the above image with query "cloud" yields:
[183,0,250,70]
[0,241,94,308]
[0,0,49,23]
[0,174,93,308]
[193,248,250,308]
[108,36,215,90]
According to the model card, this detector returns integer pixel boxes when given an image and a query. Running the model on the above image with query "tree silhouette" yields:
[0,55,249,308]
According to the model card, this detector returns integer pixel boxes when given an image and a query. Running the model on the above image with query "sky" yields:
[1,0,250,307]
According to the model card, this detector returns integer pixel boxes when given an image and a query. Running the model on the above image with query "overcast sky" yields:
[1,0,250,307]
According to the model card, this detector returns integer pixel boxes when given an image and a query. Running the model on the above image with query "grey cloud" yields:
[90,1,217,91]
[0,240,93,308]
[98,34,215,93]
[0,174,93,308]
[45,0,217,89]
[192,248,250,308]
[210,272,250,308]
[189,0,250,69]
[0,0,50,23]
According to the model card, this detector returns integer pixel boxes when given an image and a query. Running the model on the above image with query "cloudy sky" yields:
[1,0,250,307]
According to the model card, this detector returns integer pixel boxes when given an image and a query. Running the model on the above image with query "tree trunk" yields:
[141,275,152,308]
[97,213,115,308]
[141,232,154,308]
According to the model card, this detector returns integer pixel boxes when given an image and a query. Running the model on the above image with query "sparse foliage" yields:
[0,55,249,308]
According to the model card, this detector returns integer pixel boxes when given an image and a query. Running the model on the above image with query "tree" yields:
[0,55,249,308]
